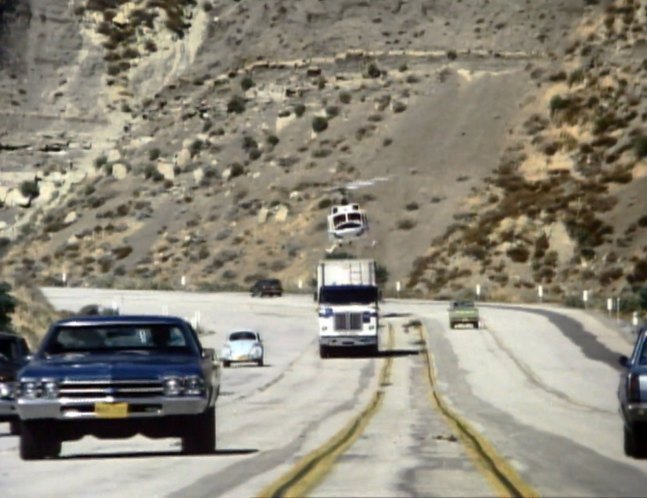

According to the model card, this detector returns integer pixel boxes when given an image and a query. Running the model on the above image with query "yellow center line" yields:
[256,325,396,498]
[417,324,540,498]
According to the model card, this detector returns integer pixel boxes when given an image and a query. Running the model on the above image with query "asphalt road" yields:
[0,289,644,497]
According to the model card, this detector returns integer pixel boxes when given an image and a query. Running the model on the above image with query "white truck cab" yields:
[316,259,379,357]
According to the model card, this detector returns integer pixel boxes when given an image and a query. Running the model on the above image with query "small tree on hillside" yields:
[0,282,16,330]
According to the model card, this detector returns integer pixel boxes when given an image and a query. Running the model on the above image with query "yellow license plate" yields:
[235,356,249,361]
[95,402,129,418]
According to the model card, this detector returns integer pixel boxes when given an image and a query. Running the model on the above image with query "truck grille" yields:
[334,312,363,331]
[59,379,163,399]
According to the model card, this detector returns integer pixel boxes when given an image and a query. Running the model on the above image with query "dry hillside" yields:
[0,0,645,310]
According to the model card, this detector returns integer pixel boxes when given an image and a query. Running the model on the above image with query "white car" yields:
[221,330,264,367]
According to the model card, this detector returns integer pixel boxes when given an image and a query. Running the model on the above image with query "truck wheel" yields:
[449,322,455,329]
[624,425,636,457]
[257,357,264,367]
[20,421,60,460]
[319,345,329,359]
[182,405,216,455]
[223,360,230,368]
[9,418,20,435]
[473,321,479,329]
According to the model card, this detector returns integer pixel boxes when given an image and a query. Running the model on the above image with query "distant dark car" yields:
[0,332,31,435]
[618,326,647,458]
[15,316,220,460]
[250,278,283,297]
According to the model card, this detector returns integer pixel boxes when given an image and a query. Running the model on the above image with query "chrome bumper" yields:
[17,396,208,421]
[320,335,377,347]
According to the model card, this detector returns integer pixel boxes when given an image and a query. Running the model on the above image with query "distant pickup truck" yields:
[448,301,480,329]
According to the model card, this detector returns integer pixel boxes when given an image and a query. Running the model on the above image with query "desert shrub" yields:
[266,134,280,146]
[294,103,306,117]
[599,267,623,285]
[376,263,389,285]
[149,148,161,160]
[311,148,332,158]
[318,198,332,209]
[249,148,261,160]
[94,155,108,169]
[189,139,204,156]
[392,101,407,113]
[447,50,458,60]
[240,75,255,91]
[242,135,258,151]
[227,95,246,114]
[549,95,571,114]
[339,91,352,104]
[397,219,416,230]
[634,135,647,159]
[113,245,133,260]
[568,68,585,86]
[365,62,381,78]
[0,282,16,329]
[398,63,408,72]
[405,202,419,211]
[19,180,39,199]
[312,116,328,133]
[325,105,339,118]
[229,162,245,178]
[507,246,530,263]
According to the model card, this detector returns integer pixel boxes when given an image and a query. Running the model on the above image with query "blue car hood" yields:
[20,354,200,381]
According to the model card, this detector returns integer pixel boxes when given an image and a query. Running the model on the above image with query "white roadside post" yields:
[181,275,186,288]
[396,281,401,298]
[476,284,481,301]
[633,312,639,328]
[583,290,589,309]
[616,297,621,324]
[298,279,303,290]
[538,285,543,303]
[607,298,613,318]
[62,272,67,287]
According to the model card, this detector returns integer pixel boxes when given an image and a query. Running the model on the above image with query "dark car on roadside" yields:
[250,278,283,297]
[0,332,31,435]
[618,326,647,458]
[15,315,220,460]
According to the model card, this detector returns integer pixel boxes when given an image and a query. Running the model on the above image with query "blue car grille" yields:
[59,379,163,399]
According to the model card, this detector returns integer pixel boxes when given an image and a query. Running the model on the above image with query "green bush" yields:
[0,282,16,329]
[312,116,328,133]
[634,135,647,159]
[19,180,39,199]
[339,91,352,104]
[227,95,246,114]
[294,103,306,117]
[241,75,255,91]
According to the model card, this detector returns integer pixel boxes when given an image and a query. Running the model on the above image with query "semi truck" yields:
[316,259,380,358]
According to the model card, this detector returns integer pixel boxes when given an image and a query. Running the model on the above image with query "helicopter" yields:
[326,202,369,242]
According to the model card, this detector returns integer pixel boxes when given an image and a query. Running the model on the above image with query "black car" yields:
[15,315,220,460]
[250,278,283,297]
[0,332,31,435]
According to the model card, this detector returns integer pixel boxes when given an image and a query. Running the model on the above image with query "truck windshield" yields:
[319,286,378,304]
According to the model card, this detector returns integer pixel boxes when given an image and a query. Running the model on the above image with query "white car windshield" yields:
[229,332,257,341]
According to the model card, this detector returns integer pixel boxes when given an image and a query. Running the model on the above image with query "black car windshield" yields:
[229,331,257,341]
[44,324,194,355]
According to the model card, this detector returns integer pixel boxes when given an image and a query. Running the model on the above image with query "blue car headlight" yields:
[18,380,43,399]
[184,376,205,396]
[163,377,184,396]
[163,376,205,396]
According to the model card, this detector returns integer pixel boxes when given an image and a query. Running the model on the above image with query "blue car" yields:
[15,315,220,460]
[618,325,647,458]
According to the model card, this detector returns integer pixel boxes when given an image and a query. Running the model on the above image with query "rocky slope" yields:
[0,0,645,308]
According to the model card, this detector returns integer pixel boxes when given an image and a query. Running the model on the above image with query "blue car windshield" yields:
[44,324,193,355]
